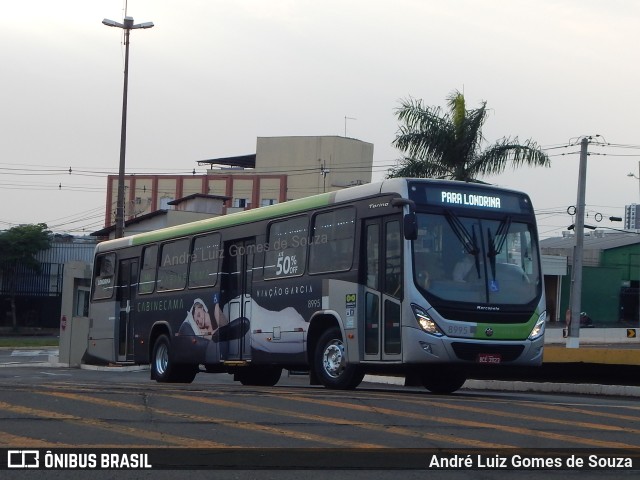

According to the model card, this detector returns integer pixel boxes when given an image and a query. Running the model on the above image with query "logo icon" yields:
[8,450,39,469]
[485,328,494,337]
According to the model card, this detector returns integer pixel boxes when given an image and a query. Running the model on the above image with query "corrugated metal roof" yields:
[540,232,640,251]
[197,153,257,169]
[35,238,98,265]
[540,232,640,267]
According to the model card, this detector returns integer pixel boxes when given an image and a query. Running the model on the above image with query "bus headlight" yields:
[528,311,546,340]
[412,304,444,337]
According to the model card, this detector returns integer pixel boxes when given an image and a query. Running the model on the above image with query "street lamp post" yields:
[103,16,154,238]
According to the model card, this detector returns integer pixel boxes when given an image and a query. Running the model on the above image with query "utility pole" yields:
[103,16,154,238]
[567,136,589,348]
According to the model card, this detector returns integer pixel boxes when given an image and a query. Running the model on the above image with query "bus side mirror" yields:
[391,198,418,241]
[404,212,418,241]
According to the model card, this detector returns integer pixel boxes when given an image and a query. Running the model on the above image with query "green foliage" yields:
[389,90,550,181]
[0,223,52,274]
[0,223,52,330]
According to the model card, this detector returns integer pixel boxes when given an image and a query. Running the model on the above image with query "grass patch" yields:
[0,337,59,348]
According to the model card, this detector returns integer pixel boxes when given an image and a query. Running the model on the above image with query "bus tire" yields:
[314,327,364,390]
[236,366,282,386]
[151,334,198,384]
[420,368,466,394]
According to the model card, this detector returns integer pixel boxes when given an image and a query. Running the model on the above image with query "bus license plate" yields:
[477,353,501,364]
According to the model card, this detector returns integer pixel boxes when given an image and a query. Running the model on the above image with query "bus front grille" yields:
[451,343,525,362]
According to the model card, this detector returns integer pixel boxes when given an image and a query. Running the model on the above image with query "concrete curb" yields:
[462,379,640,397]
[363,375,640,397]
[80,363,149,372]
[52,353,149,372]
[0,362,54,368]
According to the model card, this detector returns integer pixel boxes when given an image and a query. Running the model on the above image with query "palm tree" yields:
[388,91,550,181]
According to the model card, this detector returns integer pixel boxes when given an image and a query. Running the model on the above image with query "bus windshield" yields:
[412,212,541,306]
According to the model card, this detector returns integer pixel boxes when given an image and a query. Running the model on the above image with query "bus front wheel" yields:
[235,366,282,386]
[314,327,363,390]
[420,368,467,394]
[151,334,198,384]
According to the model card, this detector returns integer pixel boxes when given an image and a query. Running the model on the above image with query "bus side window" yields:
[92,252,116,300]
[384,220,402,298]
[157,238,190,292]
[365,223,379,289]
[264,216,308,279]
[309,207,355,273]
[189,233,221,288]
[139,245,158,294]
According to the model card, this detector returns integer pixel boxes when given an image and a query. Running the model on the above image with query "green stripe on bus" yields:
[474,314,537,340]
[130,193,334,246]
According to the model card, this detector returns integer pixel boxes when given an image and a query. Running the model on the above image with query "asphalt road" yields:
[0,367,639,446]
[1,364,640,478]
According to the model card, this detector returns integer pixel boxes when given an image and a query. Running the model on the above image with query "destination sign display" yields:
[440,191,502,209]
[408,182,532,214]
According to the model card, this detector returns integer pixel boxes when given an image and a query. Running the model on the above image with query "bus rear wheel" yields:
[151,334,198,384]
[314,327,363,390]
[420,368,467,394]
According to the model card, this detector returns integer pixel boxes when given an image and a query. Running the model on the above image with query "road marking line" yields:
[279,394,640,449]
[0,399,223,448]
[39,390,380,448]
[170,393,514,449]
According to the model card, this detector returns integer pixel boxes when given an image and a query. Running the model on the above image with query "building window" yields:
[76,288,90,317]
[233,198,249,208]
[160,197,174,209]
[261,199,278,207]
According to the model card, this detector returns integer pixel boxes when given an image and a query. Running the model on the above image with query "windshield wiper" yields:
[444,210,478,255]
[444,210,481,278]
[487,216,512,280]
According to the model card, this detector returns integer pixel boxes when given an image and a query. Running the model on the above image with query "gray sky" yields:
[1,0,639,238]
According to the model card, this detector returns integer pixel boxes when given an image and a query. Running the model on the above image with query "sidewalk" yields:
[363,375,640,397]
[543,324,640,365]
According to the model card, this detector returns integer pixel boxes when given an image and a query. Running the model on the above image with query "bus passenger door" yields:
[363,217,403,361]
[116,258,137,363]
[221,239,254,361]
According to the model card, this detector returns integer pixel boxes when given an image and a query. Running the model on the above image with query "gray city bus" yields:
[86,178,545,393]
